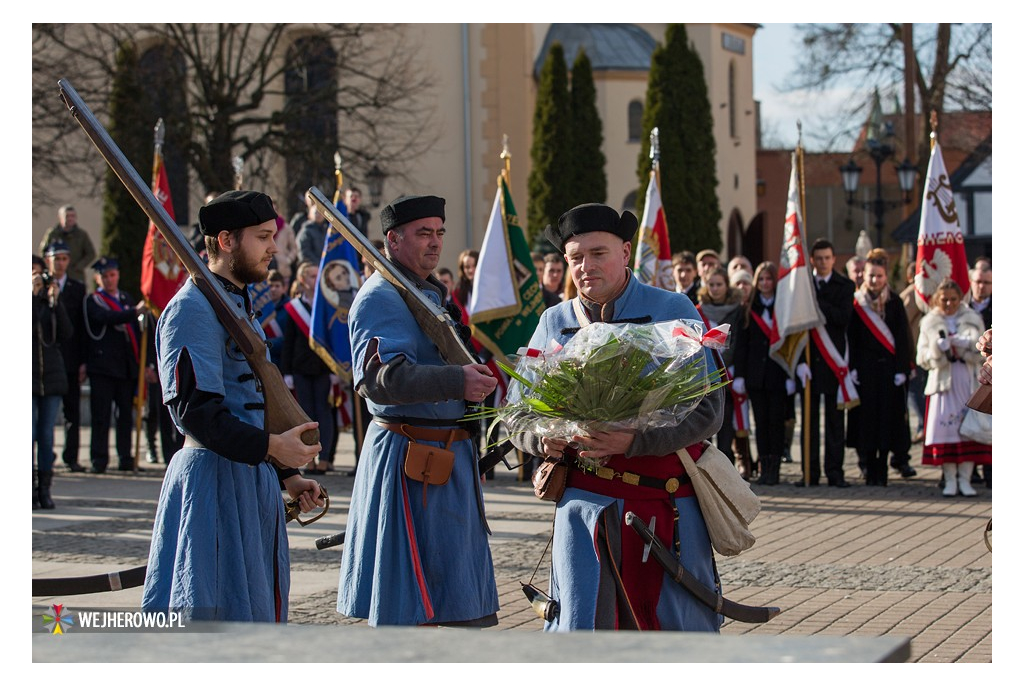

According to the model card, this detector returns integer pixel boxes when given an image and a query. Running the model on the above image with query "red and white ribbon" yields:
[852,292,895,356]
[672,323,731,350]
[809,326,860,409]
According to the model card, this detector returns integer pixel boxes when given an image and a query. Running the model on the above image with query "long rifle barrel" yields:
[58,78,319,454]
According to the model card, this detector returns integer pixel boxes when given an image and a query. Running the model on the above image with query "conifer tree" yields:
[637,24,721,252]
[568,48,606,207]
[527,41,573,247]
[101,41,151,296]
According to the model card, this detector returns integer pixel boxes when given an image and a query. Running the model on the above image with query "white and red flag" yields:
[913,140,970,311]
[770,152,824,377]
[633,172,673,290]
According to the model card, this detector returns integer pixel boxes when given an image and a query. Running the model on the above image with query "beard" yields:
[228,250,269,285]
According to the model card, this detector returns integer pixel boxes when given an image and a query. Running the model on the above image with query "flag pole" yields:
[330,150,363,465]
[796,123,812,487]
[497,135,526,481]
[133,119,164,470]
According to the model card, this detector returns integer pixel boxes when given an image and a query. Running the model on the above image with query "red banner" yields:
[140,150,186,314]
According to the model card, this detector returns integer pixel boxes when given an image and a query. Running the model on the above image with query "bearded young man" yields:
[141,190,323,622]
[508,203,726,632]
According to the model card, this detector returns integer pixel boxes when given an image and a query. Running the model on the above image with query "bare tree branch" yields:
[32,23,439,215]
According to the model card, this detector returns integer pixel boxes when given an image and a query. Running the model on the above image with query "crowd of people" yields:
[31,188,376,507]
[33,187,991,632]
[666,243,992,493]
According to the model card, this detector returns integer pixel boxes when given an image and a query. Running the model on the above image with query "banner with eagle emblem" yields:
[914,140,970,312]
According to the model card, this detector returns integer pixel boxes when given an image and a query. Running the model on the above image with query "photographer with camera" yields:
[33,255,73,509]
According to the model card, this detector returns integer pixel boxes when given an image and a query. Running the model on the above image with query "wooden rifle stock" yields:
[58,79,319,461]
[306,186,476,366]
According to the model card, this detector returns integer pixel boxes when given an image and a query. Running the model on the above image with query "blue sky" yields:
[753,23,860,152]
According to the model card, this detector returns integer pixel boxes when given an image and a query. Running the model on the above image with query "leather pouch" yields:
[532,458,568,502]
[404,435,456,507]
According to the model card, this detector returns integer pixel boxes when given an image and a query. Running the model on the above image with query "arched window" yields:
[728,61,737,139]
[622,190,638,214]
[627,100,643,142]
[139,45,190,224]
[284,35,339,218]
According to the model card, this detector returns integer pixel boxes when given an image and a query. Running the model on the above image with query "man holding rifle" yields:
[141,190,323,622]
[336,194,500,627]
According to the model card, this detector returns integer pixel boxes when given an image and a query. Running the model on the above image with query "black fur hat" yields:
[198,190,277,236]
[380,195,446,233]
[543,203,638,253]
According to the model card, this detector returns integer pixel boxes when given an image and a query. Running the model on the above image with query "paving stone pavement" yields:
[32,427,992,662]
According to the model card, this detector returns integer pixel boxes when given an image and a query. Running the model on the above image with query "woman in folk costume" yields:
[847,249,913,486]
[917,278,989,497]
[696,265,751,478]
[732,261,795,486]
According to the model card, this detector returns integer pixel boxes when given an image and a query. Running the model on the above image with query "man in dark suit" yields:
[797,239,855,488]
[84,257,145,473]
[44,241,88,472]
[967,263,992,329]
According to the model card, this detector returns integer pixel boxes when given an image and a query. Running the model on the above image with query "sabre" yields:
[624,511,781,623]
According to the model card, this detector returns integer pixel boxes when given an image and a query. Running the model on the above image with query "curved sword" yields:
[624,511,781,624]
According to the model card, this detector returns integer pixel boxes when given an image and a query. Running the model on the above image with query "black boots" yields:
[36,470,55,510]
[757,455,780,485]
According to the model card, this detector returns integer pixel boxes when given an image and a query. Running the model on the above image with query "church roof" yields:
[534,24,656,78]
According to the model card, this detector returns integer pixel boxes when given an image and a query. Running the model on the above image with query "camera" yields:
[40,271,53,287]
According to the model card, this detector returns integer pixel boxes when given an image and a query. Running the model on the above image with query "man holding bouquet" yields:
[509,203,726,632]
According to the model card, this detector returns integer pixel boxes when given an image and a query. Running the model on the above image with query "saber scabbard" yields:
[315,531,346,550]
[33,566,148,597]
[624,511,780,624]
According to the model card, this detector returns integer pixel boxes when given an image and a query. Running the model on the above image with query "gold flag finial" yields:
[929,110,939,149]
[649,127,660,165]
[333,151,344,204]
[500,134,512,184]
[153,118,165,153]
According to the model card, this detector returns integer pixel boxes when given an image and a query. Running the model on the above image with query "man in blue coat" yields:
[337,194,500,627]
[141,190,323,622]
[509,203,726,631]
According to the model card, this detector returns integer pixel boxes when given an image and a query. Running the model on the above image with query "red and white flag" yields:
[140,146,186,314]
[633,173,673,290]
[770,152,824,377]
[913,140,970,311]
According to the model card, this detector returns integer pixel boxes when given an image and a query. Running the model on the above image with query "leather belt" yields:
[375,421,471,444]
[570,459,690,494]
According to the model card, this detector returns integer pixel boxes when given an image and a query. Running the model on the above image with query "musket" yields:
[58,79,319,460]
[305,186,476,366]
[624,511,781,624]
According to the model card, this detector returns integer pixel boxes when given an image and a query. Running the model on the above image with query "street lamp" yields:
[840,93,918,248]
[366,165,387,208]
